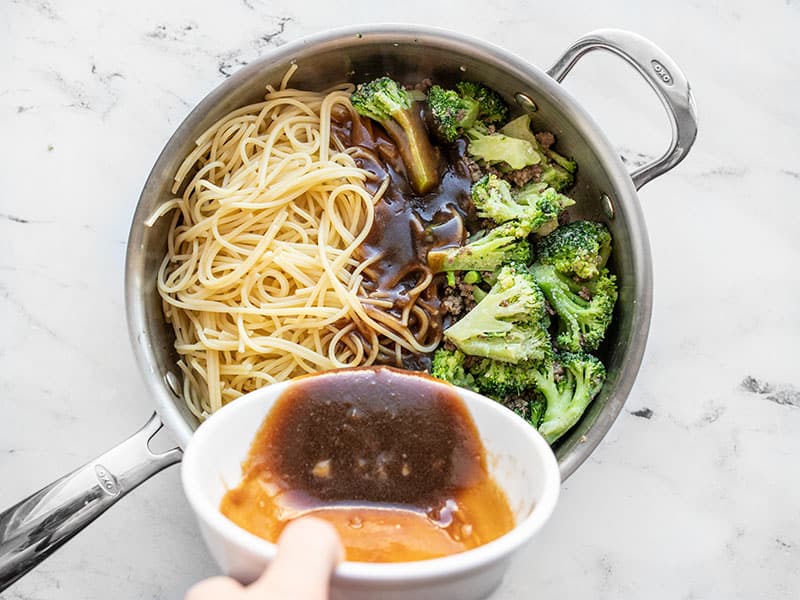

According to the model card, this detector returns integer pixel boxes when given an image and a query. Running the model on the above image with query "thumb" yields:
[249,517,344,600]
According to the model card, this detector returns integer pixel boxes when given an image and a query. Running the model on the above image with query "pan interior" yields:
[126,27,651,476]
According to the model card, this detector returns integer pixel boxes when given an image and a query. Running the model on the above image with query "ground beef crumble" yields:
[476,217,496,232]
[462,354,480,371]
[483,164,503,180]
[441,276,478,323]
[415,78,433,93]
[442,293,464,316]
[442,338,457,352]
[464,156,484,182]
[535,131,555,149]
[459,281,477,312]
[553,362,565,381]
[503,395,530,420]
[505,164,542,187]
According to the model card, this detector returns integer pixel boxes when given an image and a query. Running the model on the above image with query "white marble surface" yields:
[2,0,799,598]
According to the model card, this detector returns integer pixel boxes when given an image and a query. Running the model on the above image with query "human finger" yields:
[185,575,245,600]
[249,517,343,600]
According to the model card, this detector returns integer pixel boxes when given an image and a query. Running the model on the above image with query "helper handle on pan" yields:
[547,28,698,190]
[0,413,182,592]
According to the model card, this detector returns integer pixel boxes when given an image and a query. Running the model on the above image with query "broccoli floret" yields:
[465,123,541,170]
[536,221,612,280]
[427,222,532,273]
[456,82,508,124]
[351,77,439,194]
[444,263,550,363]
[470,173,514,216]
[532,351,606,444]
[471,175,575,235]
[515,182,576,236]
[529,396,546,428]
[427,85,480,143]
[470,358,546,424]
[470,358,538,398]
[539,164,575,192]
[431,348,478,392]
[500,115,577,191]
[499,115,537,145]
[530,263,618,352]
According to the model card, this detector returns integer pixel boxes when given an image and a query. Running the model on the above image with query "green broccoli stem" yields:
[546,148,577,173]
[472,286,488,303]
[381,105,439,195]
[538,383,587,443]
[531,263,616,352]
[537,356,604,444]
[426,222,531,274]
[464,271,481,284]
[531,368,576,445]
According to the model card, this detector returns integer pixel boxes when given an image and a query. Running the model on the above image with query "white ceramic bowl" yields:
[181,368,561,600]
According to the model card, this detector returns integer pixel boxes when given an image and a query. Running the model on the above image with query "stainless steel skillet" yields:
[0,25,697,590]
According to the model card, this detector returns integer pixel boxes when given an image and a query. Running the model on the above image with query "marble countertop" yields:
[2,0,799,598]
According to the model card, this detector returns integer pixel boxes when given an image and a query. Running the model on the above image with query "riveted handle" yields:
[0,413,182,592]
[547,29,698,190]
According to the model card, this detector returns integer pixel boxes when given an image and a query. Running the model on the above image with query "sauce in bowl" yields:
[220,367,515,562]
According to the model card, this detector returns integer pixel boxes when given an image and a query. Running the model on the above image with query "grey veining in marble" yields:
[2,0,799,598]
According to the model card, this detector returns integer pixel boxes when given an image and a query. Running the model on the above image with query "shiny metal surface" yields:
[0,25,696,588]
[0,415,180,591]
[547,29,698,190]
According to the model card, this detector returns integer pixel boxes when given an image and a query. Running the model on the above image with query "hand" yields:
[186,517,344,600]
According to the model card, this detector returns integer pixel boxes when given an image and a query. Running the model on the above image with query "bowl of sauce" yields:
[182,367,560,600]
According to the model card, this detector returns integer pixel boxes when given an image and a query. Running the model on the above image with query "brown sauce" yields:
[220,367,515,563]
[331,107,474,369]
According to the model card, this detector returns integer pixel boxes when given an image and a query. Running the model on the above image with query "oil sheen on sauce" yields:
[220,367,515,563]
[330,105,474,370]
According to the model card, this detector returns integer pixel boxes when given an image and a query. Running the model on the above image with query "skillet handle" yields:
[547,28,698,190]
[0,413,182,592]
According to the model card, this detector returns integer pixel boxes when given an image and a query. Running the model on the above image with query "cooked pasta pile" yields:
[149,69,434,418]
